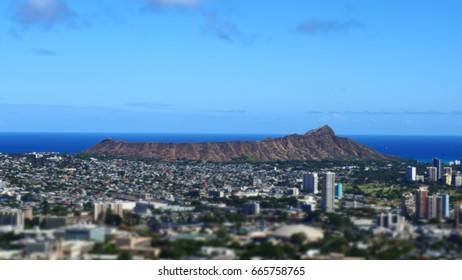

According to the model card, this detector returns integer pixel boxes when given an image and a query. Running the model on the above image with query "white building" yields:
[303,173,318,194]
[453,172,462,187]
[285,187,299,197]
[406,166,416,182]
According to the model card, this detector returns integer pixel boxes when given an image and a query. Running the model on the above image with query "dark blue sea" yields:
[0,133,461,163]
[349,135,462,163]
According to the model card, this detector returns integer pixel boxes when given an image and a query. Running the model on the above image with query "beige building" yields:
[21,206,33,221]
[93,202,124,221]
[401,193,415,216]
[115,236,160,259]
[443,173,452,186]
[115,236,151,249]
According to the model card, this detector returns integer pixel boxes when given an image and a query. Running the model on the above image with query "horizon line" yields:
[1,131,462,137]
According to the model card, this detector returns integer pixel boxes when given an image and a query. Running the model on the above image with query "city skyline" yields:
[1,0,462,134]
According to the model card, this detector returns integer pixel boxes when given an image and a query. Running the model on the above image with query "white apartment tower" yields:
[321,172,335,213]
[303,172,318,194]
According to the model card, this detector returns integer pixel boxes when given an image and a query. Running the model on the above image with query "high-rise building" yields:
[303,173,318,194]
[453,172,462,187]
[335,183,343,199]
[433,158,442,180]
[406,166,416,182]
[401,193,415,216]
[442,194,450,218]
[426,195,443,220]
[415,186,428,219]
[444,167,453,177]
[321,172,335,213]
[443,173,452,186]
[427,167,438,182]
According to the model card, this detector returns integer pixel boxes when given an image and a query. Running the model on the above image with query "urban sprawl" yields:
[1,153,462,259]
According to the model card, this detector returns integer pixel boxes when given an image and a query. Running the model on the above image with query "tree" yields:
[216,228,228,239]
[42,200,50,215]
[191,201,204,212]
[187,190,200,198]
[117,251,132,260]
[290,232,307,246]
[83,201,93,211]
[123,212,141,227]
[104,206,123,226]
[104,206,113,224]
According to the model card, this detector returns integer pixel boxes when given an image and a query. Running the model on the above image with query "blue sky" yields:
[1,0,461,134]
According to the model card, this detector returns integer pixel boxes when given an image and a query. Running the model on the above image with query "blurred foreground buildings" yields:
[0,153,462,259]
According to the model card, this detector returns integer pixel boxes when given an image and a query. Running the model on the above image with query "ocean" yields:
[0,132,461,163]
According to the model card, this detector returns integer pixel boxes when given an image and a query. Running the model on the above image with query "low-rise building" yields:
[200,247,236,260]
[242,202,260,215]
[64,224,105,242]
[93,202,125,221]
[0,207,25,229]
[115,236,151,249]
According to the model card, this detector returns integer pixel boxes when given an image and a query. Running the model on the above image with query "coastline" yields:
[0,132,461,163]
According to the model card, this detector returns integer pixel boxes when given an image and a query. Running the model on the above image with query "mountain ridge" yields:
[82,125,392,161]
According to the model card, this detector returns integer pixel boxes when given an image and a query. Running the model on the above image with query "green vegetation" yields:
[104,208,123,226]
[240,242,297,259]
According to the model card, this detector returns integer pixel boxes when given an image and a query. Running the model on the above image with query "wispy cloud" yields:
[140,0,252,44]
[201,109,246,114]
[305,110,323,114]
[201,11,258,44]
[143,0,204,10]
[296,18,364,35]
[201,11,243,43]
[306,110,456,115]
[31,48,57,56]
[12,0,76,30]
[125,102,175,110]
[337,111,447,115]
